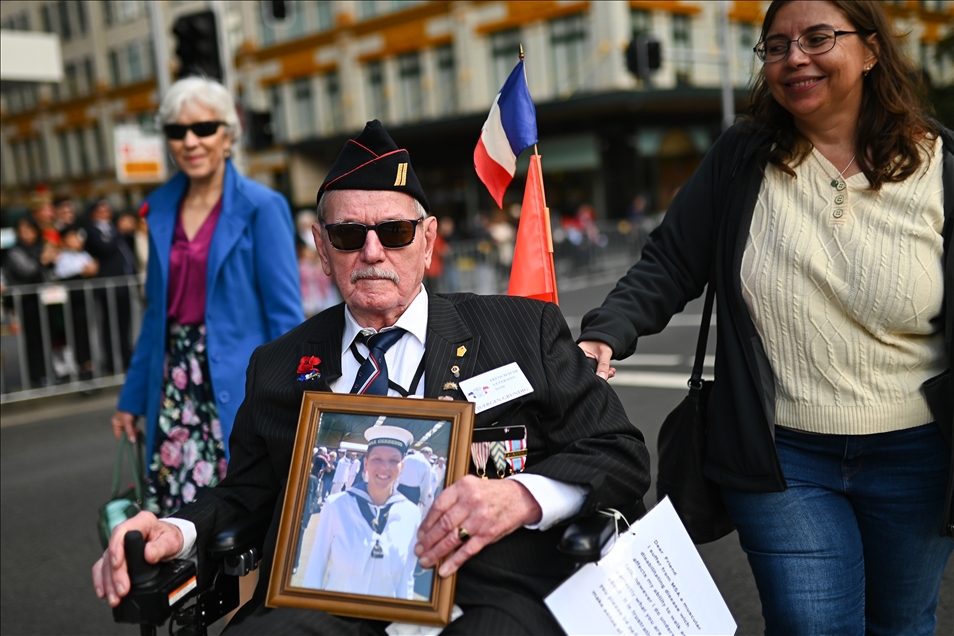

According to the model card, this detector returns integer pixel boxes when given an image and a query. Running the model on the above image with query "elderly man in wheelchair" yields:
[92,121,650,635]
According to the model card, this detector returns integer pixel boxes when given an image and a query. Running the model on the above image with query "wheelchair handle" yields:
[124,531,160,586]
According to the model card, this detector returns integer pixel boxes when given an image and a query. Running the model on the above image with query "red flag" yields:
[507,154,558,305]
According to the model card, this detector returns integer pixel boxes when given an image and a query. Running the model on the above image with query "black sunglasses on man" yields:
[322,219,422,251]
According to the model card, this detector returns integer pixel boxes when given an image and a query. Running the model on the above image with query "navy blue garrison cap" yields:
[316,120,429,213]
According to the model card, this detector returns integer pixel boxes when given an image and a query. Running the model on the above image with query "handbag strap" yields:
[111,435,146,503]
[689,283,715,391]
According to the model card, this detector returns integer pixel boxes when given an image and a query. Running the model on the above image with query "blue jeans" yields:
[722,423,953,636]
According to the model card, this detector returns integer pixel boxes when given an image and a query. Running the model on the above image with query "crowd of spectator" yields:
[1,191,141,387]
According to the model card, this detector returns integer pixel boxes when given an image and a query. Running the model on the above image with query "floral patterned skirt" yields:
[146,322,227,516]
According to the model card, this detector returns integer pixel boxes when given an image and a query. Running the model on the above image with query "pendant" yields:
[371,539,384,559]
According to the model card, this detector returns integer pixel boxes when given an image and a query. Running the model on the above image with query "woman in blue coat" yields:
[112,77,303,516]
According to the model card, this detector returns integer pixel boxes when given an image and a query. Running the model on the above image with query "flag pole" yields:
[518,43,557,303]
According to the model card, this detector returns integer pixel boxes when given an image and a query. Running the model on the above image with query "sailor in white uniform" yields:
[302,425,422,599]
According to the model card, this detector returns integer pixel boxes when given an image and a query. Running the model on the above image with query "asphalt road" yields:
[1,275,951,635]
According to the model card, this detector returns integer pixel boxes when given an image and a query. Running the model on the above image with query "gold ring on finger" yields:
[457,527,471,543]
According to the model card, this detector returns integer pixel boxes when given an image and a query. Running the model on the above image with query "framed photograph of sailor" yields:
[267,392,475,626]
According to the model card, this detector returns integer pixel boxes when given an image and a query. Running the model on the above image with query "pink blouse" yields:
[167,197,223,325]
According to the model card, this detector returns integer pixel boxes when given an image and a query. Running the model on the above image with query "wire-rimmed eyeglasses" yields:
[754,28,860,63]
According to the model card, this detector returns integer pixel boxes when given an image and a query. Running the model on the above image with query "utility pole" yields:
[147,1,171,99]
[717,1,735,131]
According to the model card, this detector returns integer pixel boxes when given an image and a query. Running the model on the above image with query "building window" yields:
[42,5,54,33]
[357,1,378,20]
[76,129,91,174]
[435,44,457,116]
[102,0,113,27]
[58,1,72,40]
[631,9,652,35]
[739,22,756,52]
[115,0,144,24]
[65,62,79,98]
[314,0,333,31]
[108,49,122,86]
[93,123,107,170]
[269,84,286,141]
[490,29,521,91]
[396,52,422,121]
[128,41,144,81]
[59,132,73,177]
[76,1,87,33]
[84,57,96,94]
[325,71,343,130]
[672,13,692,84]
[293,77,315,137]
[25,140,38,183]
[365,60,387,119]
[550,14,588,93]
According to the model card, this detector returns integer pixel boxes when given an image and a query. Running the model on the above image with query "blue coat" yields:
[118,161,304,462]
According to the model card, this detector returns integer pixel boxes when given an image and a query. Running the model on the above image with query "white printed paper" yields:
[545,498,737,636]
[458,362,533,414]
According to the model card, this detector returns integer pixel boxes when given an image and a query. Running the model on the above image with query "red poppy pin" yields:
[297,355,321,381]
[138,201,150,218]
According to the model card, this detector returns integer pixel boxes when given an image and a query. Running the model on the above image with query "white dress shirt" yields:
[167,286,585,558]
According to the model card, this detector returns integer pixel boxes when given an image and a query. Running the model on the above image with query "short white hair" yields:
[157,76,242,139]
[317,189,427,222]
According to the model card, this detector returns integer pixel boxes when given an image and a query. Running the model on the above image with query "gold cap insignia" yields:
[394,162,408,186]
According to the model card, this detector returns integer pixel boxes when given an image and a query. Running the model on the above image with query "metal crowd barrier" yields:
[0,222,649,403]
[1,275,143,403]
[428,220,647,294]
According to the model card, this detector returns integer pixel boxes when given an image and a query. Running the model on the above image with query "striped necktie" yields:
[350,328,406,395]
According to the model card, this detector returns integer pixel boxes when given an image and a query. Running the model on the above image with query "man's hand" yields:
[578,340,616,380]
[92,511,184,607]
[111,410,138,442]
[415,476,542,578]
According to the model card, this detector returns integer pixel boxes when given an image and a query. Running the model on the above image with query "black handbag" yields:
[656,283,735,544]
[98,435,146,550]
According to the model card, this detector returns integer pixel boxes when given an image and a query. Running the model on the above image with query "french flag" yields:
[474,60,538,208]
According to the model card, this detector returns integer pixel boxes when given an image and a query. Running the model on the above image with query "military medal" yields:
[471,425,527,477]
[470,441,491,478]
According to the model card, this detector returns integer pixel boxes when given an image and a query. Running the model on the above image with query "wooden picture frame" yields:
[267,393,475,626]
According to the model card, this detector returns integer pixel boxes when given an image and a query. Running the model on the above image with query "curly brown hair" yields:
[747,0,939,190]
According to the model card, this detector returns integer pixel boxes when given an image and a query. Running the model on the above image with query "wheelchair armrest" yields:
[557,514,617,564]
[208,508,272,561]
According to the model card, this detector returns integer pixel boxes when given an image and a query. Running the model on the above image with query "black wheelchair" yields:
[113,507,625,636]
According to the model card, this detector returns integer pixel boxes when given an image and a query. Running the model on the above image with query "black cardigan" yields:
[579,122,954,537]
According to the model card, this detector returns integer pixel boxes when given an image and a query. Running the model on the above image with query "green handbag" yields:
[97,435,146,550]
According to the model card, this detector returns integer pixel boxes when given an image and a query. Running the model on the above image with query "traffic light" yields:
[626,33,661,81]
[269,1,287,20]
[173,10,222,81]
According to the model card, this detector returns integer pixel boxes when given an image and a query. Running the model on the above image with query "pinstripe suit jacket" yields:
[175,292,650,616]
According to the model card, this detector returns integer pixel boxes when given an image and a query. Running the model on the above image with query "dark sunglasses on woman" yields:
[163,121,224,140]
[322,219,422,251]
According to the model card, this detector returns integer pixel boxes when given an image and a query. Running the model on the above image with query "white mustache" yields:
[351,266,401,285]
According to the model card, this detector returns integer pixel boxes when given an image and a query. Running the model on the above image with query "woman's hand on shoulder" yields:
[578,340,616,380]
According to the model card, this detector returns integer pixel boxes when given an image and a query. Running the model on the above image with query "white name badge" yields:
[459,362,534,414]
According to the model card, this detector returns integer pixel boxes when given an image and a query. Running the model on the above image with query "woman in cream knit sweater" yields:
[579,1,952,633]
